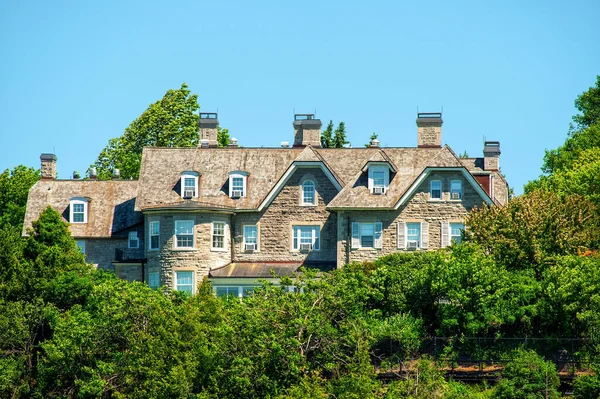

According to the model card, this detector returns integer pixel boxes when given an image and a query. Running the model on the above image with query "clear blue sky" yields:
[1,0,598,194]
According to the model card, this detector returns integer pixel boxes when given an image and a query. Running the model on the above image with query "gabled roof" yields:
[23,180,141,237]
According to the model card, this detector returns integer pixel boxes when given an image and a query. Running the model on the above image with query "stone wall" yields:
[493,172,510,205]
[145,213,232,291]
[232,167,338,263]
[84,237,127,272]
[339,172,486,264]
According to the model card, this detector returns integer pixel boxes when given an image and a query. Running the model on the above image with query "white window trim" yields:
[76,239,86,254]
[430,180,442,200]
[128,231,139,249]
[405,222,422,249]
[450,180,463,200]
[399,220,429,250]
[174,270,195,294]
[351,221,383,249]
[211,221,227,252]
[450,222,464,244]
[291,225,321,252]
[174,220,195,250]
[229,171,248,198]
[180,171,199,199]
[69,198,88,224]
[242,224,259,252]
[301,180,317,206]
[148,271,160,289]
[149,221,160,250]
[368,165,389,194]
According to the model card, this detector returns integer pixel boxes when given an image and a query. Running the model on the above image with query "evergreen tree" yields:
[321,120,334,148]
[333,122,349,148]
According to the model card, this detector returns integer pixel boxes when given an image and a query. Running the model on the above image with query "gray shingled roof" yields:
[23,180,141,238]
[136,145,470,211]
[209,262,335,278]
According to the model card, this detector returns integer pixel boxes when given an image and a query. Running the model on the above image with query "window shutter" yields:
[374,222,383,249]
[421,221,429,249]
[397,221,406,249]
[351,222,360,249]
[441,222,450,248]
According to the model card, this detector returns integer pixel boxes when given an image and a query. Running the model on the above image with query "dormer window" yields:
[368,165,389,195]
[181,172,198,199]
[450,180,462,200]
[69,198,88,223]
[229,171,247,198]
[430,180,442,200]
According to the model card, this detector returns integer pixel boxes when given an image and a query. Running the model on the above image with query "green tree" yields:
[321,120,335,148]
[217,126,231,148]
[333,121,349,148]
[0,166,40,230]
[92,83,202,180]
[573,75,600,130]
[493,350,559,399]
[464,190,600,269]
[364,133,378,147]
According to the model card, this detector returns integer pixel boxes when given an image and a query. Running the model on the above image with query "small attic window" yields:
[69,197,88,224]
[368,165,389,195]
[229,171,247,198]
[181,172,198,199]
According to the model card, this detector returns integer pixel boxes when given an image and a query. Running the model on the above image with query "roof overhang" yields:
[361,161,397,173]
[257,161,343,211]
[394,167,494,209]
[141,201,235,214]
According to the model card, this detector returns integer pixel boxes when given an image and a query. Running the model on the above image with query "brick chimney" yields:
[198,112,219,148]
[40,153,57,180]
[483,141,501,171]
[293,114,322,147]
[416,112,443,148]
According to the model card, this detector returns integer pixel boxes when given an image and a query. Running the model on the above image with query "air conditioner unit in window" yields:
[373,187,385,195]
[407,240,419,250]
[451,192,461,200]
[183,190,195,198]
[245,243,257,251]
[232,190,243,198]
[300,243,313,251]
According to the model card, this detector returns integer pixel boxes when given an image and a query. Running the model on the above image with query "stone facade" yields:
[339,172,484,264]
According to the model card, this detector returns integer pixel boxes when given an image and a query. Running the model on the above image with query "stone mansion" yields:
[23,112,508,296]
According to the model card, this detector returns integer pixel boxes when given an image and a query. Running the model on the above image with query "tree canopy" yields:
[0,166,39,230]
[321,120,349,148]
[91,83,230,180]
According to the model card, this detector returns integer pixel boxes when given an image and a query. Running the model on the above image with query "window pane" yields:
[244,225,257,244]
[176,271,193,294]
[303,181,315,204]
[430,180,442,199]
[175,220,193,235]
[360,223,374,236]
[150,235,159,249]
[73,213,84,223]
[149,272,159,288]
[407,222,421,244]
[361,235,374,247]
[373,171,385,187]
[151,222,159,235]
[216,286,239,298]
[232,177,244,190]
[184,178,195,188]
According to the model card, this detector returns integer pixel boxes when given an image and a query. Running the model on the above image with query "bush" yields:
[493,350,559,399]
[573,373,600,399]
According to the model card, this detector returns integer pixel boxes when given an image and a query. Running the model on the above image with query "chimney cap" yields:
[293,114,321,128]
[40,153,57,161]
[416,112,443,124]
[484,141,501,155]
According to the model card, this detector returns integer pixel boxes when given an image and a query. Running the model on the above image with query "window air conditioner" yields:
[245,243,257,251]
[407,240,419,250]
[300,243,313,251]
[232,190,243,198]
[183,190,195,198]
[373,187,385,195]
[451,192,461,200]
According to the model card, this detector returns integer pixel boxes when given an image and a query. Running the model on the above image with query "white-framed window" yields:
[406,222,421,249]
[76,240,86,254]
[149,221,160,250]
[180,171,199,198]
[175,271,194,294]
[214,285,260,298]
[292,225,320,251]
[351,222,383,249]
[69,198,88,223]
[450,223,464,244]
[212,221,226,250]
[148,271,159,289]
[174,220,194,249]
[450,180,462,200]
[128,231,139,248]
[430,180,442,200]
[368,165,389,194]
[397,221,429,250]
[302,180,316,205]
[229,171,247,198]
[243,225,258,251]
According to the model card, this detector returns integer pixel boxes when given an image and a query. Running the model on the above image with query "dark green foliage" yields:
[364,132,378,147]
[493,350,560,399]
[0,165,40,230]
[573,75,600,130]
[321,120,349,148]
[573,373,600,399]
[321,120,335,148]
